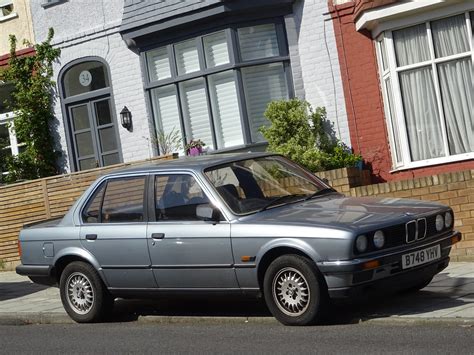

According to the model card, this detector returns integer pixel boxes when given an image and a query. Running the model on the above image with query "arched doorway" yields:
[61,59,122,171]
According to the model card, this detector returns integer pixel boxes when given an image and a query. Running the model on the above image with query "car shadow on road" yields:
[106,273,474,325]
[0,282,49,302]
[107,296,273,323]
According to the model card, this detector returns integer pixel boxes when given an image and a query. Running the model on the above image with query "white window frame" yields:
[0,0,17,22]
[0,112,24,175]
[376,10,474,171]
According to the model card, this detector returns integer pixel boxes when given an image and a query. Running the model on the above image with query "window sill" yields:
[390,153,474,173]
[0,12,17,23]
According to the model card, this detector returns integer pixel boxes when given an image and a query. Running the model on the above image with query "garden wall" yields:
[323,168,474,261]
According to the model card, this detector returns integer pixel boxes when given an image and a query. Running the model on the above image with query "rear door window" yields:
[82,176,146,223]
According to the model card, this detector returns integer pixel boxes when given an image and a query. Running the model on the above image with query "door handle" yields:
[151,233,165,240]
[85,234,97,240]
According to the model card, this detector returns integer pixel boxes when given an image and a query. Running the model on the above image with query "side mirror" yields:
[196,204,220,222]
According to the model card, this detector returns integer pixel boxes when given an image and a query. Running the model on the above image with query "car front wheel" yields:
[59,261,113,323]
[263,255,327,326]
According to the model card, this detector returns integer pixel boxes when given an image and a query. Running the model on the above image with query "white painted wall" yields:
[286,0,351,146]
[30,0,153,172]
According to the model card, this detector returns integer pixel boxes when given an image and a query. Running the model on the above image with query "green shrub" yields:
[0,29,60,183]
[260,99,362,172]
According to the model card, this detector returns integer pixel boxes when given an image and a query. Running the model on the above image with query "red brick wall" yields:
[327,1,474,183]
[0,47,35,67]
[353,0,399,19]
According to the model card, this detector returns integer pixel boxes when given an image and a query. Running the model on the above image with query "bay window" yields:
[144,21,292,152]
[377,12,473,169]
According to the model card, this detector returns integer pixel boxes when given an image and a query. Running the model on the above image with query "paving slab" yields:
[0,262,473,325]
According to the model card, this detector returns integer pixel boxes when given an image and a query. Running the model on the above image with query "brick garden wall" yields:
[322,168,474,261]
[327,1,474,182]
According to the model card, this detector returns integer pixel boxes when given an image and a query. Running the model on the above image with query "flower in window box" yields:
[185,139,206,156]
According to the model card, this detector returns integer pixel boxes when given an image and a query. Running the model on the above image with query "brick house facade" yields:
[329,0,473,182]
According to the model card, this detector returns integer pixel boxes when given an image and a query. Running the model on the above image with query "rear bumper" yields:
[16,264,56,286]
[16,264,52,276]
[317,231,460,299]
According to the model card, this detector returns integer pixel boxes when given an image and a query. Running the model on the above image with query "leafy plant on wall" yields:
[0,28,60,183]
[260,98,362,173]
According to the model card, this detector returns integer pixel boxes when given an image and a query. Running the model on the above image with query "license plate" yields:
[402,245,440,269]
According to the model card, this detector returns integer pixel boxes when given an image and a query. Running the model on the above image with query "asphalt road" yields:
[1,322,473,354]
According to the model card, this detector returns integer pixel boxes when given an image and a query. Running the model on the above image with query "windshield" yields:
[204,156,333,215]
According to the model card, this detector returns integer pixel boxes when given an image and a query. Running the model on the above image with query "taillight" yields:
[18,240,22,257]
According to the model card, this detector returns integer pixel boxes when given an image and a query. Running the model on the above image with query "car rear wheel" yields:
[263,255,327,326]
[59,261,113,323]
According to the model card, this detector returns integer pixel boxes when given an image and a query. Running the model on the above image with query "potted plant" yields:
[185,139,206,156]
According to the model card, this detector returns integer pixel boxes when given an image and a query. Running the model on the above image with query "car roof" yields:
[105,152,276,176]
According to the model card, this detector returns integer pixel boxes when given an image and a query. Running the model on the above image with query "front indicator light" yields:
[362,260,380,270]
[356,235,368,253]
[435,214,444,232]
[451,234,461,245]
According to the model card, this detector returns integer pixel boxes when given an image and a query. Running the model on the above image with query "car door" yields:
[147,172,238,289]
[80,175,155,289]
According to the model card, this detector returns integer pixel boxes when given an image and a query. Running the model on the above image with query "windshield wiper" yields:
[304,187,337,201]
[258,194,306,212]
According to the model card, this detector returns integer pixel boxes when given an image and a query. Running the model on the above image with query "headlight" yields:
[373,230,385,249]
[445,212,453,228]
[435,214,444,232]
[356,235,368,253]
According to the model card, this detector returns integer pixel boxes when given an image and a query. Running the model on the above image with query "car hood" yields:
[240,193,447,233]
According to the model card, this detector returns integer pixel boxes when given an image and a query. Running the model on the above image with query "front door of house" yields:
[68,98,121,171]
[61,59,122,171]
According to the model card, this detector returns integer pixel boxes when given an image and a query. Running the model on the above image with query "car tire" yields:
[263,254,327,326]
[59,261,113,323]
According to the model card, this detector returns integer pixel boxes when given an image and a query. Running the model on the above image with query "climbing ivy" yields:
[0,28,60,183]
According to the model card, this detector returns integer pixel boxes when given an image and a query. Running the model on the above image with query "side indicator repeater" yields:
[241,256,256,262]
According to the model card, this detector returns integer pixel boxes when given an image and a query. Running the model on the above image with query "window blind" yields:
[151,85,182,138]
[203,31,230,68]
[179,79,214,149]
[146,47,171,82]
[242,63,288,142]
[208,71,244,148]
[175,39,200,75]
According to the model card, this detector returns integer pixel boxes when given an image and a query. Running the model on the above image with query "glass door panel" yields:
[68,98,121,171]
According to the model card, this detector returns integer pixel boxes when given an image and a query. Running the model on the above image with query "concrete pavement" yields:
[0,262,474,325]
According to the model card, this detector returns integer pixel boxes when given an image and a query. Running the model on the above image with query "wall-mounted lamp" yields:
[120,106,132,130]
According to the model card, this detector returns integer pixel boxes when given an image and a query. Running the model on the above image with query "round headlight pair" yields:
[356,230,385,253]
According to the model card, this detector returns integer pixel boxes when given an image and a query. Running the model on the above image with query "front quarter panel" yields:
[231,223,353,289]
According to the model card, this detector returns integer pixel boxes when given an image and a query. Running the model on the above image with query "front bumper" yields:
[317,230,461,299]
